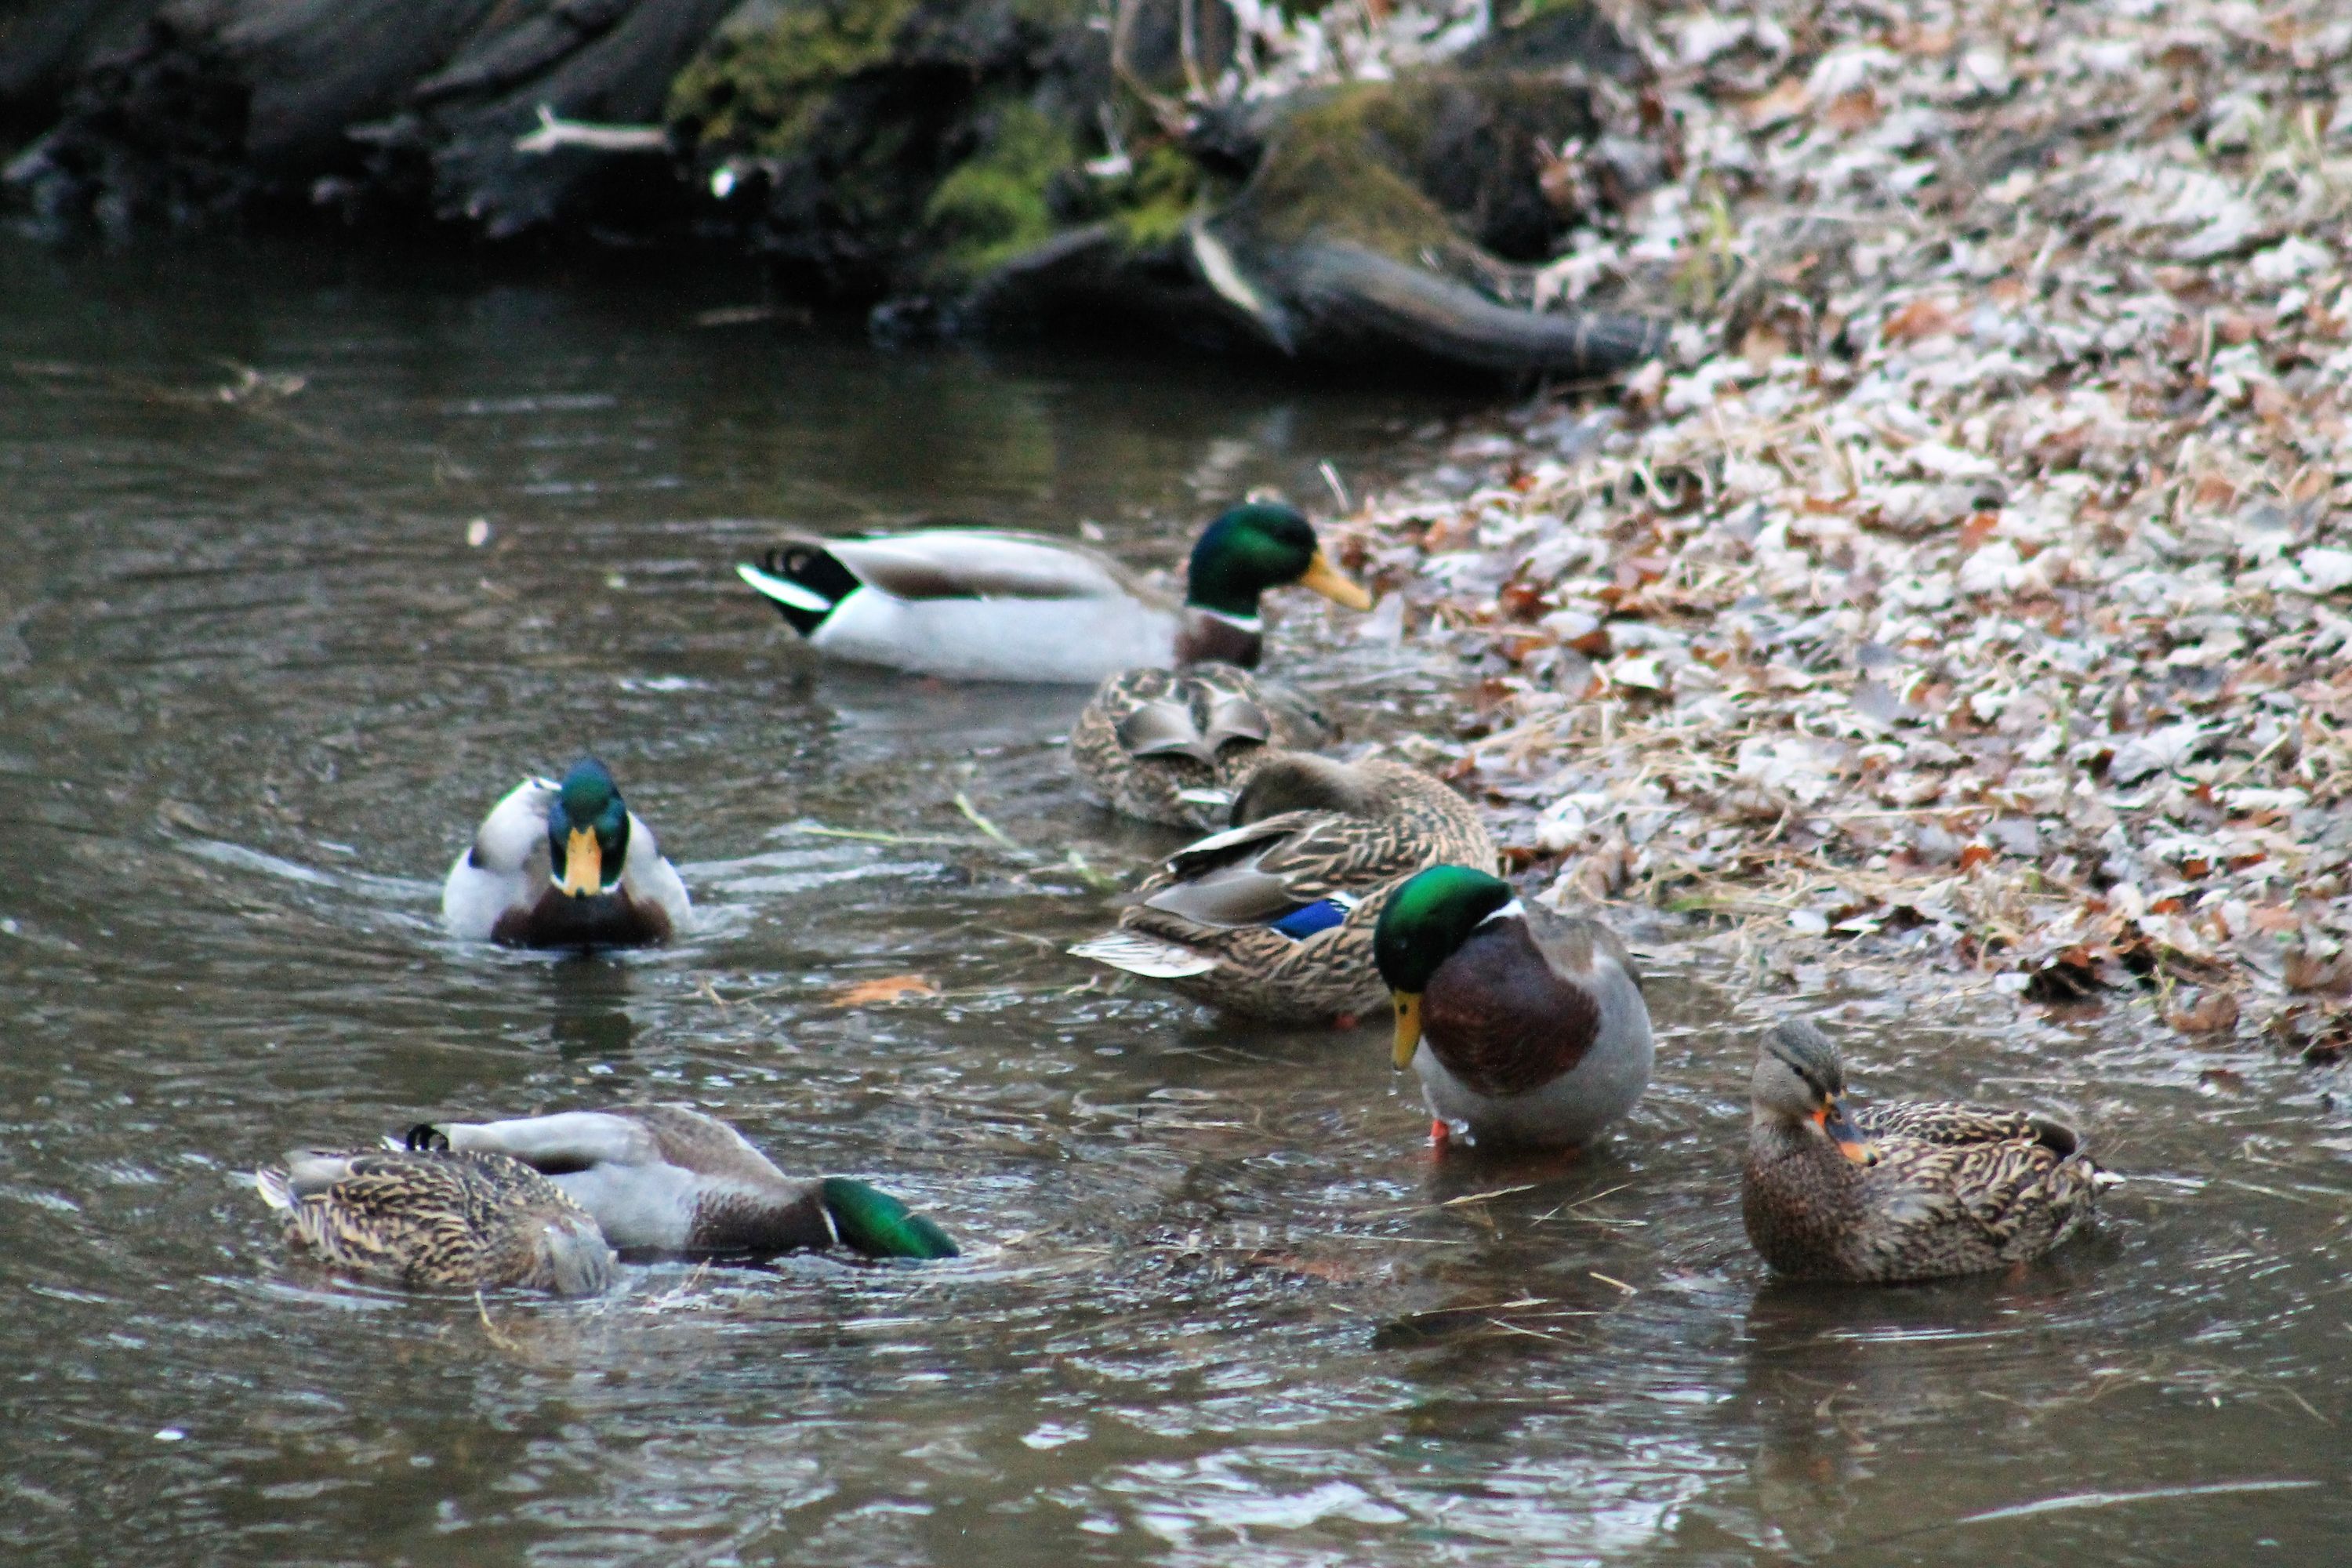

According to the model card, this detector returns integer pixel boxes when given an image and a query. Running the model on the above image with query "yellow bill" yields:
[1299,550,1374,612]
[1390,991,1424,1070]
[560,828,603,897]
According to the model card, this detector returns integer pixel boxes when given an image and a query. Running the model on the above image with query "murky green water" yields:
[2,233,2346,1566]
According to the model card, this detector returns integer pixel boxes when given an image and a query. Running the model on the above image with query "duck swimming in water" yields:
[1070,753,1497,1025]
[1741,1019,2115,1283]
[441,757,691,949]
[255,1145,615,1297]
[735,502,1372,684]
[405,1105,957,1261]
[1069,663,1338,829]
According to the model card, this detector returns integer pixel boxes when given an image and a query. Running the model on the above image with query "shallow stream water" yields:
[2,233,2346,1566]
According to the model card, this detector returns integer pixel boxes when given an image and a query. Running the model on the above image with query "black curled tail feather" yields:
[750,541,862,637]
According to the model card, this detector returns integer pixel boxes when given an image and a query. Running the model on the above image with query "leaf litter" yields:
[1336,0,2352,1056]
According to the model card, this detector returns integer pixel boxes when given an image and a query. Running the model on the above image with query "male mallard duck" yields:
[441,757,691,949]
[1373,865,1652,1150]
[735,502,1372,683]
[1070,664,1338,829]
[407,1105,958,1261]
[1069,753,1497,1025]
[255,1146,615,1296]
[1742,1019,2115,1283]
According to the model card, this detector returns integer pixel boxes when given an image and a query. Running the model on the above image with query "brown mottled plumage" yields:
[1070,665,1338,829]
[1069,753,1498,1025]
[256,1148,615,1296]
[1741,1020,2113,1283]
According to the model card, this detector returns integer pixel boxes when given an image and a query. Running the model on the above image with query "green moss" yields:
[1228,85,1465,260]
[922,101,1077,279]
[668,0,920,154]
[1103,143,1201,249]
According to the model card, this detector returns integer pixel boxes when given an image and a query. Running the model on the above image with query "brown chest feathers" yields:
[1173,610,1264,668]
[1421,919,1599,1096]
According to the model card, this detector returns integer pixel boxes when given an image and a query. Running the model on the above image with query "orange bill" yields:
[1817,1100,1878,1165]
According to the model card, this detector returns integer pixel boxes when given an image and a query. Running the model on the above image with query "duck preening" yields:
[441,757,691,949]
[407,1105,958,1262]
[1070,753,1497,1025]
[1069,664,1337,829]
[735,503,1372,684]
[256,1146,616,1297]
[1741,1019,2115,1283]
[1373,866,1653,1151]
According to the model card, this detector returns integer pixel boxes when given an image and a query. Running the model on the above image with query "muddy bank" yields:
[0,0,1671,379]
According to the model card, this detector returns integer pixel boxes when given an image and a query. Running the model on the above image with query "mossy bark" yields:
[4,0,1671,379]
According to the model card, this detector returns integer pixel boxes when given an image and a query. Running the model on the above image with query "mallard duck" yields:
[407,1105,958,1261]
[1742,1019,2115,1283]
[1069,753,1497,1025]
[1070,664,1338,829]
[441,757,691,949]
[1373,865,1653,1149]
[735,502,1372,684]
[255,1146,615,1296]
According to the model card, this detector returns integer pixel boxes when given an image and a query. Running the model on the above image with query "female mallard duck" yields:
[1070,664,1338,829]
[441,757,691,949]
[255,1146,615,1296]
[1742,1019,2115,1283]
[735,502,1372,684]
[1373,866,1652,1150]
[1069,753,1497,1025]
[407,1105,958,1261]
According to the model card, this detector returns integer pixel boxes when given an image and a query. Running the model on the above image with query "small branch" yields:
[514,104,669,156]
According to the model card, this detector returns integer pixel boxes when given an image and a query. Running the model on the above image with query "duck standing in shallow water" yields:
[1741,1019,2114,1283]
[1070,664,1337,829]
[441,757,691,949]
[407,1105,958,1261]
[735,502,1372,684]
[1373,866,1653,1151]
[256,1145,615,1297]
[1070,753,1497,1025]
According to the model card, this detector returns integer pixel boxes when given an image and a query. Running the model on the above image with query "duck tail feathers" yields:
[254,1167,294,1211]
[819,1178,960,1260]
[1069,931,1219,978]
[739,540,862,637]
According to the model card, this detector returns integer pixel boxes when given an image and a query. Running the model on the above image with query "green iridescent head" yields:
[1374,865,1516,1069]
[820,1178,960,1260]
[1374,865,1516,995]
[1184,503,1372,619]
[546,757,630,897]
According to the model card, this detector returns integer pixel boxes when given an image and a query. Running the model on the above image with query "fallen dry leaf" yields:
[829,974,941,1007]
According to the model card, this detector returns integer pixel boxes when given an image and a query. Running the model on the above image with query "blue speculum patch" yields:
[1269,899,1351,941]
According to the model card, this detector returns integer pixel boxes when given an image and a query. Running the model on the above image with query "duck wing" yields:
[463,776,558,876]
[818,530,1148,604]
[434,1110,666,1175]
[1859,1102,2075,1154]
[1522,909,1642,991]
[602,1105,793,1184]
[1866,1122,2088,1253]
